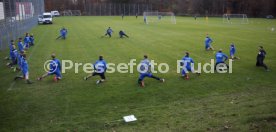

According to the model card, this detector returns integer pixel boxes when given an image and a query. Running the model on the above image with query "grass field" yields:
[0,16,276,131]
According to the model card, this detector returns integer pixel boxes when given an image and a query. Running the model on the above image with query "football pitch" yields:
[0,16,276,131]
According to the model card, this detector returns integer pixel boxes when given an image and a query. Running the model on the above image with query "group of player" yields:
[5,33,35,84]
[205,34,269,71]
[102,27,129,38]
[5,28,269,87]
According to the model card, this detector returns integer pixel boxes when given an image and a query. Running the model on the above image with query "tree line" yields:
[45,0,276,17]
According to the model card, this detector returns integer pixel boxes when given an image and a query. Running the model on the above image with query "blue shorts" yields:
[139,73,153,80]
[48,71,62,78]
[182,67,192,75]
[205,44,210,49]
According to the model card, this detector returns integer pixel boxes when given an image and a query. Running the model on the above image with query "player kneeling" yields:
[138,55,165,87]
[215,49,229,71]
[180,52,200,80]
[84,56,107,84]
[14,53,32,84]
[37,53,62,82]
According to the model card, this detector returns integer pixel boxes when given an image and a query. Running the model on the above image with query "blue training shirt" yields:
[18,41,24,52]
[205,37,213,46]
[230,46,236,55]
[182,56,194,69]
[50,59,61,73]
[139,59,151,73]
[216,52,228,63]
[21,57,28,74]
[94,60,107,73]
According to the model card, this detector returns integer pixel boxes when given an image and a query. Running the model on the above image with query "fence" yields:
[83,3,153,16]
[0,0,44,50]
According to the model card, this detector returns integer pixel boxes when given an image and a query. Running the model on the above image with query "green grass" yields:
[0,16,276,131]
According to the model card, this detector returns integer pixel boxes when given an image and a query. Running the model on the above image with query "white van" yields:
[38,12,53,24]
[51,11,60,17]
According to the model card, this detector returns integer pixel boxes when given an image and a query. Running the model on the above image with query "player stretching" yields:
[56,27,68,40]
[18,38,24,52]
[14,53,32,84]
[138,55,165,87]
[24,33,31,49]
[230,43,240,60]
[256,46,269,71]
[215,49,228,70]
[103,27,113,38]
[119,30,129,38]
[6,42,17,68]
[180,52,199,80]
[84,56,107,84]
[38,53,62,82]
[30,34,35,46]
[205,35,214,51]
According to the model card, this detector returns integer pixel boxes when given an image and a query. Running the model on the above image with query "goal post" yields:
[143,11,176,24]
[223,14,249,24]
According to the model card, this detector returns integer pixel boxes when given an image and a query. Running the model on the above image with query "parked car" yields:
[51,11,60,17]
[38,12,53,24]
[266,15,274,19]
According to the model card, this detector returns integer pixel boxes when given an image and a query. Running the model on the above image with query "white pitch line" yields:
[8,29,49,91]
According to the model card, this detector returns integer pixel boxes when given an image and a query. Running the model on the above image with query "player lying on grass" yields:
[230,43,240,60]
[138,55,165,87]
[119,30,129,38]
[37,53,62,82]
[84,56,107,84]
[256,46,269,71]
[14,53,32,84]
[205,35,214,51]
[215,49,228,70]
[103,27,113,38]
[180,52,200,80]
[56,27,68,40]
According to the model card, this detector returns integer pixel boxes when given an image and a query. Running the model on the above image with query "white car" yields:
[51,11,60,17]
[38,12,53,24]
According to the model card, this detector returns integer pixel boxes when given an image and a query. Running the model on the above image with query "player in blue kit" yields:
[138,55,165,87]
[215,49,228,70]
[6,43,18,68]
[18,38,24,52]
[230,43,240,60]
[14,53,32,84]
[180,52,199,80]
[24,33,31,49]
[5,40,15,60]
[30,34,35,46]
[84,56,107,84]
[119,30,129,38]
[16,50,25,71]
[56,27,68,40]
[38,53,62,82]
[103,27,113,38]
[205,35,214,51]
